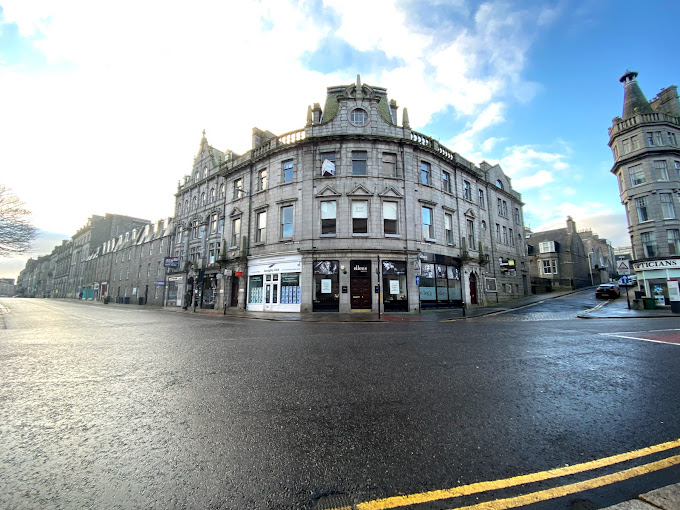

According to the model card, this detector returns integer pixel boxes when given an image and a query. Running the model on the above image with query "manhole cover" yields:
[312,493,354,510]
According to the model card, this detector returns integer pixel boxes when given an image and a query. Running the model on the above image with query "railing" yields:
[609,112,680,136]
[410,131,476,171]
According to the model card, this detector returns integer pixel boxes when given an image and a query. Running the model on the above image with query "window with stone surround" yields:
[352,151,367,176]
[383,201,398,235]
[641,231,656,257]
[420,162,431,185]
[382,153,397,177]
[661,193,675,219]
[629,165,645,186]
[256,211,267,243]
[321,201,336,235]
[635,196,649,222]
[352,200,368,235]
[668,229,680,255]
[442,171,451,193]
[282,160,294,183]
[280,205,294,239]
[421,206,434,240]
[654,160,669,180]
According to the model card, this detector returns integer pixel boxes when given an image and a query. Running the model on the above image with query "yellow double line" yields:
[331,438,680,510]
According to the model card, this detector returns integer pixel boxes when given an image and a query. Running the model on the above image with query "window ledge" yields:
[279,238,294,242]
[320,233,337,237]
[424,237,437,243]
[352,233,369,237]
[253,242,265,246]
[384,234,401,238]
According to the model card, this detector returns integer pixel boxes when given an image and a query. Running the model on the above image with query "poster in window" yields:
[389,280,400,295]
[421,263,434,278]
[436,265,446,279]
[321,279,332,293]
[485,277,497,292]
[314,260,338,275]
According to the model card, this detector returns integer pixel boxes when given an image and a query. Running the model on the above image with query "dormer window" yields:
[539,241,556,253]
[496,179,504,190]
[350,108,368,126]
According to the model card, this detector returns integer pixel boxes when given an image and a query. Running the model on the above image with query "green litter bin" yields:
[642,298,656,310]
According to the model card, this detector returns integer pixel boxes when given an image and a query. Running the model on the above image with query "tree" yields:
[0,185,38,257]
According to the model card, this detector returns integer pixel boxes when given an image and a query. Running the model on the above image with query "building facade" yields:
[171,76,529,313]
[609,70,680,301]
[527,217,591,291]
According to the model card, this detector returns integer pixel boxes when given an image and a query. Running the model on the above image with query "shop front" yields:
[200,270,219,309]
[247,255,302,312]
[167,275,185,307]
[313,260,339,312]
[633,259,680,306]
[381,260,408,312]
[417,253,462,309]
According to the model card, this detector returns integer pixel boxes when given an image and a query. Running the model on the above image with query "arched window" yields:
[219,183,225,198]
[203,166,208,179]
[184,200,189,212]
[192,196,197,209]
[194,171,199,183]
[201,192,206,205]
[496,179,504,190]
[209,188,215,202]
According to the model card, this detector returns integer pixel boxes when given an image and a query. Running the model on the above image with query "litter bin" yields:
[123,296,130,304]
[138,297,145,305]
[103,296,110,304]
[642,297,656,310]
[634,291,643,299]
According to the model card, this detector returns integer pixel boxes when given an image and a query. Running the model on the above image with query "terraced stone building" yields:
[170,77,529,313]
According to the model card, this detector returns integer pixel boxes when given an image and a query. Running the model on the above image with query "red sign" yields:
[235,271,243,277]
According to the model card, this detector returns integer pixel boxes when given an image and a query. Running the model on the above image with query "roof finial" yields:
[202,129,206,138]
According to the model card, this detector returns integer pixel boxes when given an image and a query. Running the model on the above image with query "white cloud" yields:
[0,0,565,278]
[513,170,553,189]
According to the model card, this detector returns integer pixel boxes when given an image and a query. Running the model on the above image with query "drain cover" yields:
[312,493,354,510]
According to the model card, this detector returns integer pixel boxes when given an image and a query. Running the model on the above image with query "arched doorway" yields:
[469,272,478,305]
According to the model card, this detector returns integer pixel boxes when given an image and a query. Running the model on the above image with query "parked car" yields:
[596,283,621,299]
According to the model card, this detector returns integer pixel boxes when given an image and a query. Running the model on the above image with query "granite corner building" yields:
[608,70,680,300]
[171,76,529,313]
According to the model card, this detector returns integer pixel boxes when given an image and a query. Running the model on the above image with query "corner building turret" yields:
[609,70,680,302]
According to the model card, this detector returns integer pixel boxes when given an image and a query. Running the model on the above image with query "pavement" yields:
[157,287,680,322]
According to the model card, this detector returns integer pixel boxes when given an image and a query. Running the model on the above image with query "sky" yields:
[1,0,679,279]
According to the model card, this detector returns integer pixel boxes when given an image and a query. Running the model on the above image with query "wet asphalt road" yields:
[1,295,680,509]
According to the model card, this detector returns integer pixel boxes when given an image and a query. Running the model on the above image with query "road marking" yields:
[340,438,680,510]
[583,301,608,313]
[600,328,680,346]
[450,455,680,510]
[443,301,546,322]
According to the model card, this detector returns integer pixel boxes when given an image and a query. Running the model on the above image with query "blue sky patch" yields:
[300,36,404,74]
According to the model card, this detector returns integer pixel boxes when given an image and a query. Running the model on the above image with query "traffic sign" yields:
[617,259,631,275]
[620,275,629,285]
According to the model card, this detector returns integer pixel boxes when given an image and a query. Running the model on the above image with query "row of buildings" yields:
[16,77,531,312]
[18,72,673,311]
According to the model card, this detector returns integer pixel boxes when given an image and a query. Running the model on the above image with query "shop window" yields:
[280,273,301,304]
[313,260,339,312]
[248,275,263,303]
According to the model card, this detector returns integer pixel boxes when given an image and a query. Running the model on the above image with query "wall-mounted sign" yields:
[164,256,180,268]
[350,260,371,277]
